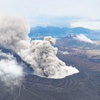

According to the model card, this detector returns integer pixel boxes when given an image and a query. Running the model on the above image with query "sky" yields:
[0,0,100,29]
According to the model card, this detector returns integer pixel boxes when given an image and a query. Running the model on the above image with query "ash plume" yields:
[19,36,79,78]
[0,15,30,52]
[0,15,79,81]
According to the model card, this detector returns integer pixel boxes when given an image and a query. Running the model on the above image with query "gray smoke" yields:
[0,50,24,88]
[19,36,79,78]
[0,15,79,81]
[0,15,30,52]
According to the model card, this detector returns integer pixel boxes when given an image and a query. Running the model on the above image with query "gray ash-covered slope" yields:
[0,51,100,100]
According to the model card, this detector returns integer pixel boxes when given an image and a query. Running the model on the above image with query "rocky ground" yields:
[0,50,100,100]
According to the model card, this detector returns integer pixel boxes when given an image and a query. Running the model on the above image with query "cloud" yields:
[0,50,24,88]
[0,0,100,29]
[59,51,69,55]
[0,15,79,80]
[73,34,97,44]
[30,16,79,27]
[71,21,100,30]
[0,0,100,18]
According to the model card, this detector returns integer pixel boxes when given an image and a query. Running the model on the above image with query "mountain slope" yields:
[56,34,99,49]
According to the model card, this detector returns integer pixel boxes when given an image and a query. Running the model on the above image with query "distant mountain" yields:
[29,26,69,39]
[71,27,91,34]
[29,26,100,40]
[56,34,100,49]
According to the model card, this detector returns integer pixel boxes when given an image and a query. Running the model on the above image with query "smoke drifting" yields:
[0,15,79,85]
[73,34,97,44]
[0,50,24,87]
[0,15,30,52]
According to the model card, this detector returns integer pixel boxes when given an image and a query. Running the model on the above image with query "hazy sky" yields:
[0,0,100,29]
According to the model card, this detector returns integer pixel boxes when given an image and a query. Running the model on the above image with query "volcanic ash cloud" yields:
[0,51,24,88]
[0,15,30,52]
[19,36,79,79]
[0,15,79,79]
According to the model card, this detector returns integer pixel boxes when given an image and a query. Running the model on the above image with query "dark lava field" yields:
[0,52,100,100]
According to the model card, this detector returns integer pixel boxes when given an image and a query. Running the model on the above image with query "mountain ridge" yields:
[29,26,100,40]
